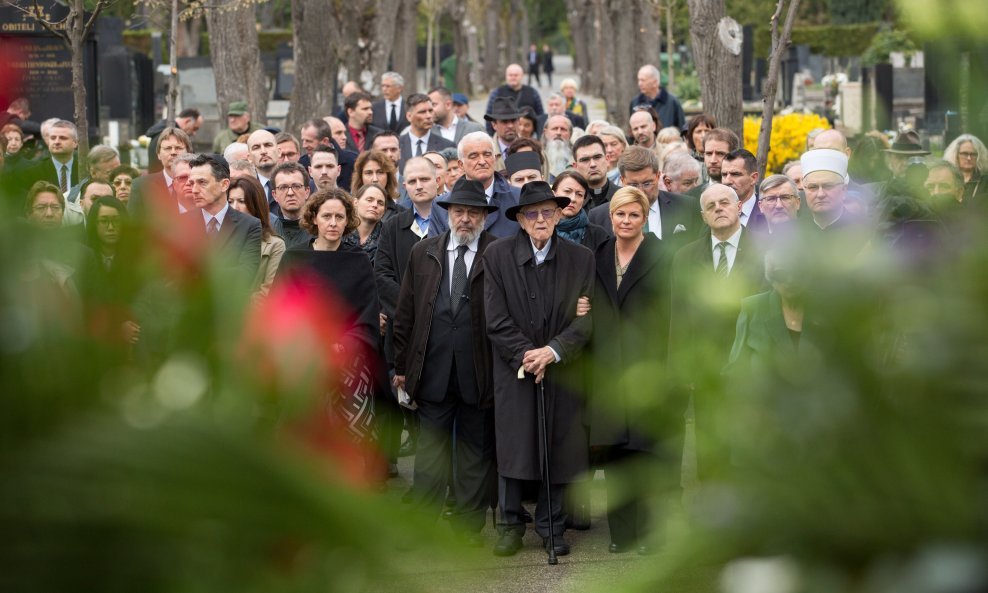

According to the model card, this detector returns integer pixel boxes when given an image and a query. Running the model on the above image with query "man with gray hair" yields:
[18,119,79,196]
[429,131,520,238]
[372,71,409,133]
[629,64,685,131]
[756,174,802,233]
[662,151,703,195]
[545,92,586,132]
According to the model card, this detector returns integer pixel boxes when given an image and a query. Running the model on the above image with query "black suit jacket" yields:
[398,132,455,173]
[16,155,80,196]
[372,98,409,133]
[588,189,700,254]
[128,172,170,216]
[184,207,263,284]
[344,124,383,154]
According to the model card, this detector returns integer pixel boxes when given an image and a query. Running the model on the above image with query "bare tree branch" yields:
[1,0,70,43]
[82,0,113,38]
[755,0,802,179]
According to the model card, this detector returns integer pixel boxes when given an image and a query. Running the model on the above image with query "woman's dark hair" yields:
[85,195,128,250]
[506,137,546,165]
[229,176,274,241]
[300,188,360,237]
[353,150,398,203]
[519,106,539,136]
[551,169,590,197]
[686,113,717,152]
[109,164,140,183]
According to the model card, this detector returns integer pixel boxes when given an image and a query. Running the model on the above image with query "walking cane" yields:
[537,377,559,565]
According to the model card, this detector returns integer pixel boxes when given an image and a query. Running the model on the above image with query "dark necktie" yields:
[416,139,424,157]
[450,245,468,314]
[389,103,398,130]
[207,218,219,235]
[59,165,68,193]
[715,241,729,277]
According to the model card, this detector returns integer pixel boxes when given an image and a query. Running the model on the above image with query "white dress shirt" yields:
[648,199,663,240]
[408,129,432,156]
[710,226,742,273]
[201,201,230,232]
[739,194,757,227]
[437,116,459,142]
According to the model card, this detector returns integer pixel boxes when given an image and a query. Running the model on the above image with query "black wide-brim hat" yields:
[484,96,524,122]
[885,130,930,155]
[505,181,570,219]
[436,178,499,212]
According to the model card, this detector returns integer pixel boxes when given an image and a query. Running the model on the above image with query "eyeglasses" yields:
[520,208,557,221]
[761,194,797,205]
[959,151,978,159]
[275,184,306,193]
[576,153,605,164]
[803,182,843,192]
[97,216,121,227]
[624,181,655,191]
[32,204,63,213]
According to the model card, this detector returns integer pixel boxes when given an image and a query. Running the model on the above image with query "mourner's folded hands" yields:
[576,295,591,317]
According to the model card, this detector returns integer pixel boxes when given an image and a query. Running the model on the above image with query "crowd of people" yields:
[1,58,981,561]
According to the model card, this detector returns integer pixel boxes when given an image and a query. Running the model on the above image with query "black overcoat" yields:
[393,231,497,408]
[587,234,676,451]
[483,231,595,483]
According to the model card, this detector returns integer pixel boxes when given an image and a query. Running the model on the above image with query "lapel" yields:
[454,119,465,143]
[486,189,505,230]
[765,290,798,356]
[595,239,620,307]
[469,231,495,283]
[215,208,240,248]
[616,234,661,305]
[733,227,756,278]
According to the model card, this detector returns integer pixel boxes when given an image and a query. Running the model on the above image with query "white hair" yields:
[457,131,496,159]
[639,64,661,81]
[224,142,249,162]
[663,151,701,180]
[382,71,404,87]
[559,78,579,91]
[598,125,629,148]
[544,138,573,177]
[700,183,739,210]
[585,120,612,136]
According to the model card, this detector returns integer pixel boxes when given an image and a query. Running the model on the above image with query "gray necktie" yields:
[59,165,68,193]
[207,218,219,235]
[715,241,729,277]
[450,245,468,314]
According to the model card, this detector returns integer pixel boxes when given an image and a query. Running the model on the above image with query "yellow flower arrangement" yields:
[743,113,831,175]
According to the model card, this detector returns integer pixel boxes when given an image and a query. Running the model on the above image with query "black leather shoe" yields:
[637,543,656,556]
[493,531,523,557]
[387,462,399,478]
[543,535,570,556]
[609,542,631,554]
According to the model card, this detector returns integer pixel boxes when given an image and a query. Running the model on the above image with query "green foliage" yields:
[830,0,892,24]
[861,28,918,65]
[123,29,293,57]
[674,71,701,104]
[753,22,882,57]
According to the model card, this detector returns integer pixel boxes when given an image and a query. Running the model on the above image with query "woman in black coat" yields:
[552,171,610,253]
[587,186,672,555]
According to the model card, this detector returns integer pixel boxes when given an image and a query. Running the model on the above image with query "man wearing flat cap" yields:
[484,181,595,558]
[212,100,263,154]
[393,177,500,544]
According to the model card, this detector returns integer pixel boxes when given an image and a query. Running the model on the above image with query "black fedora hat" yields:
[505,181,570,219]
[484,96,523,122]
[885,130,930,156]
[436,177,499,212]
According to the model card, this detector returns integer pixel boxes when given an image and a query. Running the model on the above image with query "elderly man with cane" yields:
[484,181,595,560]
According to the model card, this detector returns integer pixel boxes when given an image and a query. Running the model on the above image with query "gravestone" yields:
[0,1,99,137]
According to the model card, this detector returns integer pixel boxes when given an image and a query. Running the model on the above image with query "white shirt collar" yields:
[257,173,271,189]
[531,236,552,264]
[710,225,742,250]
[163,170,174,187]
[408,128,431,144]
[739,193,757,224]
[387,97,402,110]
[484,181,495,202]
[201,201,230,228]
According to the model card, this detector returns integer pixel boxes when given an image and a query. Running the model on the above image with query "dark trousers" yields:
[528,65,541,87]
[499,476,565,537]
[412,372,496,533]
[602,447,661,546]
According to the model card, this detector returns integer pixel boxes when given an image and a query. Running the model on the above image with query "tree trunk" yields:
[176,16,202,58]
[167,0,179,122]
[205,0,268,124]
[450,3,470,93]
[392,0,419,93]
[686,0,743,139]
[482,0,502,90]
[588,0,608,99]
[635,0,662,75]
[69,0,90,169]
[364,0,399,92]
[755,0,801,179]
[604,0,636,128]
[286,0,337,135]
[665,0,674,92]
[515,0,529,68]
[564,0,592,93]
